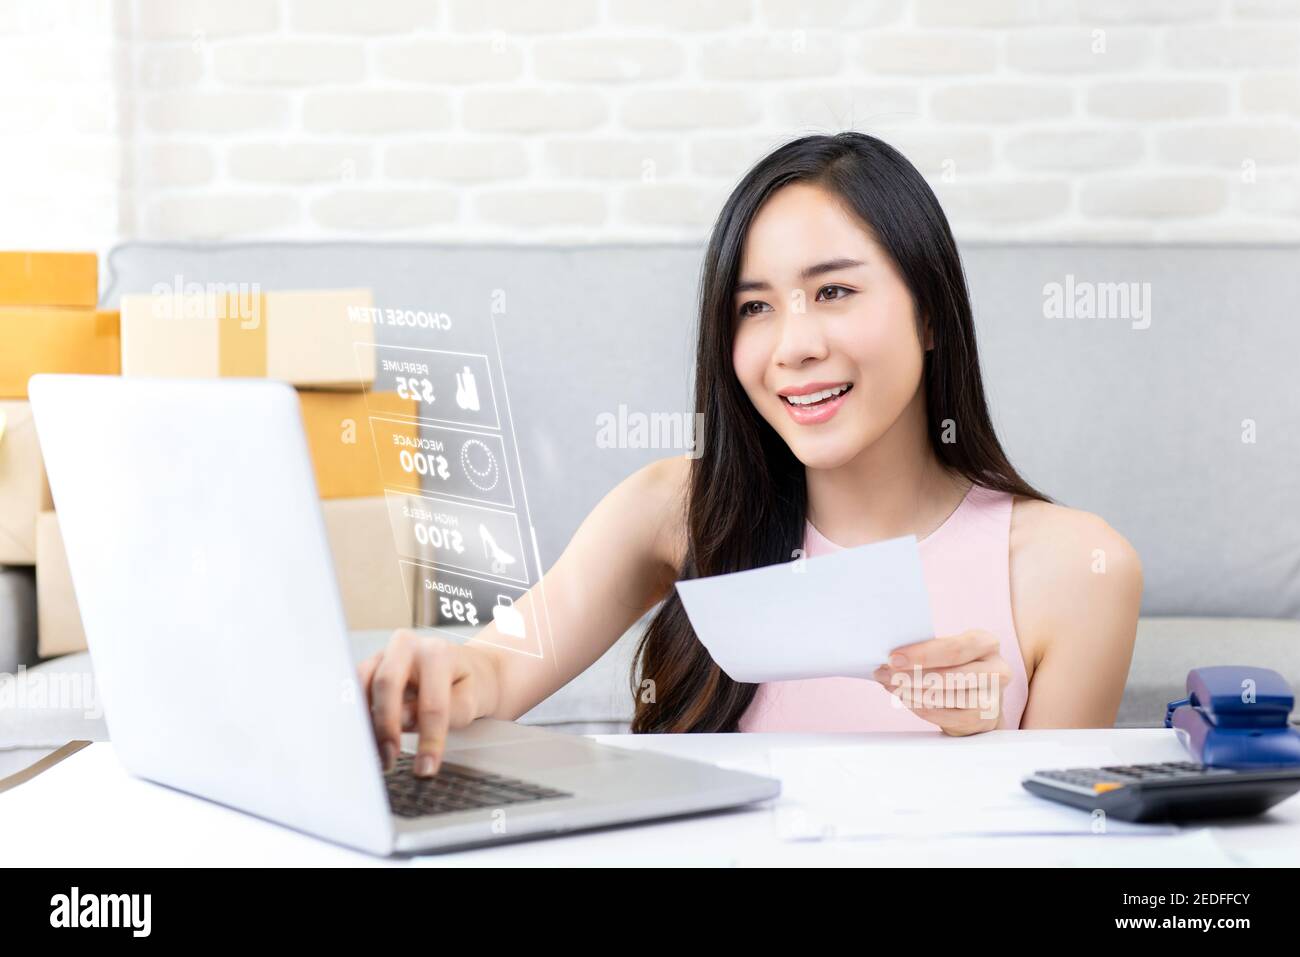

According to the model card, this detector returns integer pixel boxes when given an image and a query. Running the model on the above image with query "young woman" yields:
[359,132,1142,777]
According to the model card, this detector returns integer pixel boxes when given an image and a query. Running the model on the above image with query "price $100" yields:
[399,449,451,481]
[414,523,464,554]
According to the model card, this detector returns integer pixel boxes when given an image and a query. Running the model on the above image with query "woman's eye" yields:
[816,284,853,302]
[738,300,771,317]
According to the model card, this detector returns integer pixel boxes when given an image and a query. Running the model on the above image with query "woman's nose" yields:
[772,305,829,368]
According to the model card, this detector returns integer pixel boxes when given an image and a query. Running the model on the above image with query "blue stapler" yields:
[1164,666,1300,768]
[1023,667,1300,822]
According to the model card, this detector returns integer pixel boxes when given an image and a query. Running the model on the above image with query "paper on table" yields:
[674,535,932,683]
[1056,828,1240,867]
[767,743,1180,840]
[730,825,1237,868]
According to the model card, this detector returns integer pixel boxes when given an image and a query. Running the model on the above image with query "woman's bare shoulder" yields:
[1010,498,1139,570]
[1008,496,1143,671]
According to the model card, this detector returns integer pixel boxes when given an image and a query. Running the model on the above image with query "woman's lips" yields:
[780,385,851,425]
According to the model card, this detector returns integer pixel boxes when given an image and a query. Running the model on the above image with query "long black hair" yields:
[631,132,1047,733]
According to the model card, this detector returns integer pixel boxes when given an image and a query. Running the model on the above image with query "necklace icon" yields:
[460,439,499,492]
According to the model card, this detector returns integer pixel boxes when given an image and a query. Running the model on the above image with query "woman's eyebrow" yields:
[800,257,865,280]
[734,257,866,295]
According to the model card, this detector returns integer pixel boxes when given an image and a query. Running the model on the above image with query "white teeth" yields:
[784,384,849,406]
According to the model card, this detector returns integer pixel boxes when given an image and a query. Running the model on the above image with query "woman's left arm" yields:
[1012,501,1144,729]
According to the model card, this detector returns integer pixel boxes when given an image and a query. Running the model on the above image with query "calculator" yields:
[1023,668,1300,821]
[1021,761,1300,822]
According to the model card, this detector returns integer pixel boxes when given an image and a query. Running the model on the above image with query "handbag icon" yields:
[492,595,526,638]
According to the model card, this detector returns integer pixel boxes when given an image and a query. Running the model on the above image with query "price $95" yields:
[439,597,478,627]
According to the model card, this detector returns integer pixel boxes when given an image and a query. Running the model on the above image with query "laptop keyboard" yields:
[385,752,573,819]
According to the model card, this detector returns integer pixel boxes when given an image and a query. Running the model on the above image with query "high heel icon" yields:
[480,524,516,574]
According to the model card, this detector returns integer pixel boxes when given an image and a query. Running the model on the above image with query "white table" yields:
[3,728,1299,866]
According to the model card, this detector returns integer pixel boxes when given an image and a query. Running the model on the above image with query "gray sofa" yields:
[3,240,1299,749]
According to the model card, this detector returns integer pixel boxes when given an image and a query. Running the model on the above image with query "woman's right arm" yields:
[358,455,689,776]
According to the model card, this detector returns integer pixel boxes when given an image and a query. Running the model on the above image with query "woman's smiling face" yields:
[731,181,929,471]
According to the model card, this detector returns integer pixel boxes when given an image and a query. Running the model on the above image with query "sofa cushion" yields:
[11,617,1297,744]
[1117,617,1300,728]
[0,567,36,674]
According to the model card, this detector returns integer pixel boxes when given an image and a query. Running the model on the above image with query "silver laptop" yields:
[29,374,779,856]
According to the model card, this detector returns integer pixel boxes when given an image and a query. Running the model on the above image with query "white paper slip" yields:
[674,534,933,683]
[766,744,1180,840]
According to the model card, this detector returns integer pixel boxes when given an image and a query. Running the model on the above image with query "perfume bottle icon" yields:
[455,365,480,412]
[480,524,516,574]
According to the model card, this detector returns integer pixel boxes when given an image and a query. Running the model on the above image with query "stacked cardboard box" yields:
[119,288,375,389]
[0,253,114,567]
[29,280,422,657]
[0,401,54,565]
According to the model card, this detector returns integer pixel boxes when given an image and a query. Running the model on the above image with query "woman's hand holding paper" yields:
[871,630,1011,736]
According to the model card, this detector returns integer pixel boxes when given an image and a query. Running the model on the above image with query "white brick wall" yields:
[3,0,1299,252]
[0,0,128,256]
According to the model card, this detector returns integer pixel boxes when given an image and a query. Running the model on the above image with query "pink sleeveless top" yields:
[737,485,1030,732]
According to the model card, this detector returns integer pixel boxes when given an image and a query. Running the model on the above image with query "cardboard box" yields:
[0,251,97,307]
[299,390,417,499]
[0,401,53,564]
[0,308,120,398]
[36,499,417,657]
[35,511,81,656]
[322,497,418,632]
[119,288,376,388]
